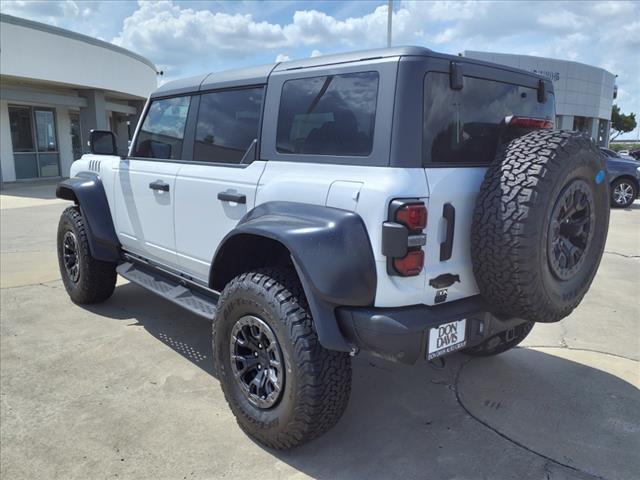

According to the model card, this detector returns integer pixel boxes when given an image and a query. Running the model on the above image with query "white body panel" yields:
[112,159,181,266]
[71,154,485,308]
[421,167,488,304]
[256,161,429,307]
[71,153,486,307]
[173,161,267,281]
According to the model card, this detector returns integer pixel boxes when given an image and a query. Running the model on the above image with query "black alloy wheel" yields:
[548,179,595,281]
[230,315,284,409]
[62,230,81,283]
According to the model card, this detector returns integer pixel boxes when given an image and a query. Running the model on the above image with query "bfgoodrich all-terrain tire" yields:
[57,206,117,304]
[213,269,351,449]
[472,130,609,323]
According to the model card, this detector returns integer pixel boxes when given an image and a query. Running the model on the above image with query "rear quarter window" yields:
[276,71,379,156]
[423,72,555,166]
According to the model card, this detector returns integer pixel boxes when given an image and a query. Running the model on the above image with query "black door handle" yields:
[149,180,170,192]
[217,191,246,204]
[440,203,455,261]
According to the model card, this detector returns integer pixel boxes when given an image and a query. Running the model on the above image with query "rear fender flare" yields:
[210,201,377,351]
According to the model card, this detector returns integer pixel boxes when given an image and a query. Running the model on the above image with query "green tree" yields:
[610,104,637,140]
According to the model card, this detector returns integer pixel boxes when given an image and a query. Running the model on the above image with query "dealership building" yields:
[0,14,157,183]
[0,14,617,184]
[465,51,616,146]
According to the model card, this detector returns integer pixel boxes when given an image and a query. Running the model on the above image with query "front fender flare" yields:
[211,201,377,351]
[56,172,120,262]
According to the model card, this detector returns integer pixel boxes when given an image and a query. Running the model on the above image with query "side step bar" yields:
[116,262,218,319]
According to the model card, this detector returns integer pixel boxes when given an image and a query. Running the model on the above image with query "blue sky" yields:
[2,0,639,139]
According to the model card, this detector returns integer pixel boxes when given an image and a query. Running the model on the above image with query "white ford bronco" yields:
[56,47,609,449]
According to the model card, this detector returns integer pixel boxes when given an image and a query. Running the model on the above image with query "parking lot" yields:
[1,181,638,480]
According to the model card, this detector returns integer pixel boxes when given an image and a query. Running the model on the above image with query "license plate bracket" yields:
[427,319,467,360]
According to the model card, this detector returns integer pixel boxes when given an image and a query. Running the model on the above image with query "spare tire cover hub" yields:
[548,179,596,281]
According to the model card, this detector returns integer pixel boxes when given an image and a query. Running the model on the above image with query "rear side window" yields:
[194,87,263,164]
[276,71,379,156]
[134,96,191,160]
[423,73,555,165]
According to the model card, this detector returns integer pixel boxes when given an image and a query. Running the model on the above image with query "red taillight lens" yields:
[395,204,427,231]
[508,116,554,129]
[393,250,424,276]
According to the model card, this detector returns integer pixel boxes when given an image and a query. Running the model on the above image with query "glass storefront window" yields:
[8,105,60,179]
[9,106,34,152]
[35,110,57,152]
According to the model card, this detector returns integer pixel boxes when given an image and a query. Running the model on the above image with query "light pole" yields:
[387,0,393,47]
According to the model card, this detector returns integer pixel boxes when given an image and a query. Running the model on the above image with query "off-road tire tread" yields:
[471,130,606,323]
[58,206,117,304]
[214,268,351,449]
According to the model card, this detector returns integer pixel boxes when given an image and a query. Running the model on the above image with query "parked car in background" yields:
[629,149,640,161]
[600,147,640,208]
[618,149,630,156]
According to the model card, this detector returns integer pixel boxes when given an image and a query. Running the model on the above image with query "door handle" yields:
[440,203,455,261]
[149,180,169,192]
[217,191,246,204]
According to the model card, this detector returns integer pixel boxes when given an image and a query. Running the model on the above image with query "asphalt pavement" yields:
[1,181,638,480]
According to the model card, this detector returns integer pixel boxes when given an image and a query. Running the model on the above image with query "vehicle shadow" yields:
[623,201,640,210]
[84,282,639,480]
[82,281,217,378]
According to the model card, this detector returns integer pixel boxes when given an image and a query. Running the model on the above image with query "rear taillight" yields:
[395,204,427,231]
[393,250,424,276]
[382,200,427,277]
[508,116,554,129]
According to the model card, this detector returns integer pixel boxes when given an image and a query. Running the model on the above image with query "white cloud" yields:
[310,49,322,57]
[275,53,291,62]
[1,0,95,24]
[4,0,638,137]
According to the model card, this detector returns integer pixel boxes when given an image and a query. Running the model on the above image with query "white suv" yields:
[56,47,609,449]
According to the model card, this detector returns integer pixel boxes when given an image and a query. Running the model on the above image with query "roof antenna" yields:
[387,0,393,47]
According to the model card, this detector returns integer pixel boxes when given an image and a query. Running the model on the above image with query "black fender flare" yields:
[56,172,120,262]
[210,201,377,352]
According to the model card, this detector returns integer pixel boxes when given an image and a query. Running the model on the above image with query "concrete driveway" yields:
[1,182,638,480]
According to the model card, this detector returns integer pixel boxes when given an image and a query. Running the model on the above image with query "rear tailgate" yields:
[419,67,555,306]
[422,167,487,305]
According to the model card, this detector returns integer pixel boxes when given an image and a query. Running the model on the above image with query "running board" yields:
[116,262,217,319]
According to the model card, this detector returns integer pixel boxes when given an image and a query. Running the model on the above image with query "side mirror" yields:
[89,130,118,155]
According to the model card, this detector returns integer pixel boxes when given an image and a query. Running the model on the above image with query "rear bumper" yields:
[336,296,528,364]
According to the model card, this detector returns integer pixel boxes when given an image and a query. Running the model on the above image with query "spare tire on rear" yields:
[471,130,609,323]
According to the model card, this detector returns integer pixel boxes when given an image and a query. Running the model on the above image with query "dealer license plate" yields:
[427,319,467,360]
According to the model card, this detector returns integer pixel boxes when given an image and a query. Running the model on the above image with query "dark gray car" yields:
[600,148,640,208]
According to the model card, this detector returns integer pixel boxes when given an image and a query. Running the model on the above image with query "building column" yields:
[557,115,574,130]
[78,90,107,153]
[589,118,599,144]
[602,120,611,147]
[55,107,74,177]
[0,100,16,184]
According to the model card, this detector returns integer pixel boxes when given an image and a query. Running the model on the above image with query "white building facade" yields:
[464,51,616,147]
[0,14,157,183]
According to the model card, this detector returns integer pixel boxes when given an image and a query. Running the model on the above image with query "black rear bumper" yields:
[336,296,528,364]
